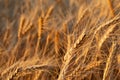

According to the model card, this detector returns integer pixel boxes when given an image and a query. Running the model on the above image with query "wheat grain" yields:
[18,15,25,39]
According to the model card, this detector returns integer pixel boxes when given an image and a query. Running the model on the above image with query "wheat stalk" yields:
[35,17,43,56]
[58,26,87,80]
[102,42,116,80]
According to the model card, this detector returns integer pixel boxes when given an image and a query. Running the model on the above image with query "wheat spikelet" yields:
[12,65,58,79]
[35,17,43,55]
[102,42,116,80]
[21,17,29,33]
[85,61,102,71]
[38,17,43,39]
[107,0,115,17]
[77,6,88,24]
[67,35,71,55]
[54,31,59,55]
[44,4,54,21]
[21,7,38,36]
[58,13,93,78]
[96,1,116,51]
[94,16,120,34]
[58,27,86,80]
[1,60,23,80]
[98,25,116,50]
[64,27,86,62]
[22,19,33,35]
[58,13,120,80]
[68,60,102,79]
[18,15,25,39]
[94,16,120,51]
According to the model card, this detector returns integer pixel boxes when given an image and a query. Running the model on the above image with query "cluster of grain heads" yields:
[94,16,120,50]
[58,21,88,80]
[58,10,120,80]
[0,0,120,80]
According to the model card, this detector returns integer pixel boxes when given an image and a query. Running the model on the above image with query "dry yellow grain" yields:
[98,25,116,49]
[18,15,25,39]
[22,19,32,35]
[58,27,86,80]
[67,35,71,56]
[107,0,115,17]
[54,31,59,54]
[94,16,120,50]
[44,5,54,21]
[35,17,43,57]
[38,17,43,39]
[103,42,116,80]
[85,61,102,71]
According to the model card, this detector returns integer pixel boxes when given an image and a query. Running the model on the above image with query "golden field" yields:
[0,0,120,80]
